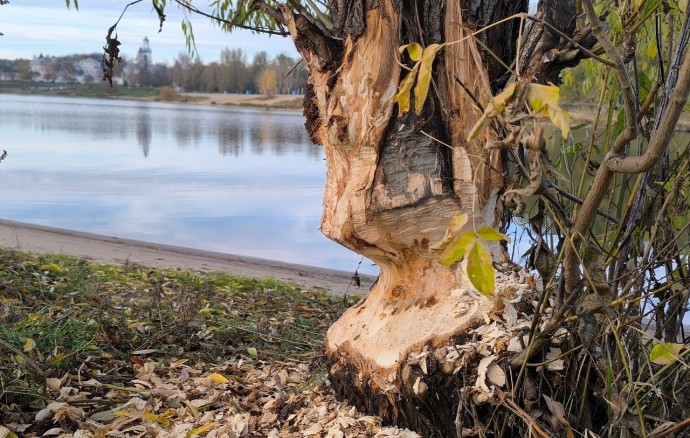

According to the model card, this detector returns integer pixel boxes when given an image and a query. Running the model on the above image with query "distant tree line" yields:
[152,49,308,95]
[0,48,308,95]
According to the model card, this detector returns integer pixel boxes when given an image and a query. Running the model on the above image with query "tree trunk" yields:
[281,1,578,435]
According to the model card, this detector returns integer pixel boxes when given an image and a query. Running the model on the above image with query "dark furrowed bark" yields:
[463,0,529,91]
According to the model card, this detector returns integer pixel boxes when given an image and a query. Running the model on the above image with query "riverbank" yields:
[0,219,375,295]
[181,92,304,110]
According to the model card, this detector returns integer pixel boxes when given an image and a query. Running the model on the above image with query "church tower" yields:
[135,36,152,68]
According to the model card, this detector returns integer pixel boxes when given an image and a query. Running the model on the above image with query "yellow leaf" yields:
[414,43,443,114]
[392,63,420,115]
[526,83,571,138]
[187,422,217,437]
[23,338,36,353]
[142,412,170,427]
[647,38,658,60]
[467,241,495,295]
[208,373,229,384]
[467,82,517,141]
[39,263,63,274]
[247,347,258,357]
[650,342,684,365]
[440,232,477,266]
[399,42,423,62]
[430,213,469,250]
[476,226,510,243]
[0,426,19,438]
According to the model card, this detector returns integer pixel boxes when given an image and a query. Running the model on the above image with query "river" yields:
[0,93,379,275]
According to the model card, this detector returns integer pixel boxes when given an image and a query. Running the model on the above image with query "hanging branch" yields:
[171,0,289,35]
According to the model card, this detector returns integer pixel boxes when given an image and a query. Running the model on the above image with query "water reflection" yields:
[0,93,376,275]
[135,106,152,157]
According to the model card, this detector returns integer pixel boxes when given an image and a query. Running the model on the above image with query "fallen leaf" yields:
[543,394,568,426]
[207,373,229,384]
[487,362,506,387]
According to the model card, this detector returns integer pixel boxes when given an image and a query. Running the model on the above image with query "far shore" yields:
[180,92,304,111]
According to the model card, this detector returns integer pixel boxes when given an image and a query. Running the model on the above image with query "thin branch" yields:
[608,6,690,173]
[581,1,638,156]
[171,0,289,36]
[563,0,640,299]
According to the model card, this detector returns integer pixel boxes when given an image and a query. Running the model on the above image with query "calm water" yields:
[0,94,378,275]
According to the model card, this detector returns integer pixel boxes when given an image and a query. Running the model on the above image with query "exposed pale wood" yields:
[282,1,532,435]
[442,1,502,210]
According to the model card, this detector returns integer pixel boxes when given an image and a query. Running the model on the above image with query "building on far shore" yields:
[27,54,119,84]
[135,36,152,69]
[123,36,153,87]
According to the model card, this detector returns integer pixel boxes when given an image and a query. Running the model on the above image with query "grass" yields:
[0,248,359,412]
[0,81,163,100]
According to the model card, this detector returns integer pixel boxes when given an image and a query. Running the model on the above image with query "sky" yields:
[0,1,299,64]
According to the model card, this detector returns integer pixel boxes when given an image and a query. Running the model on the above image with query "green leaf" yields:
[392,63,420,115]
[526,83,572,139]
[641,0,660,15]
[650,342,684,365]
[467,82,517,141]
[440,232,477,265]
[430,213,469,250]
[414,43,443,114]
[647,38,658,60]
[399,43,423,62]
[476,226,511,243]
[467,241,495,295]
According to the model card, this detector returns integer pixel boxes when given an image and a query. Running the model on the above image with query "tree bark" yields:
[281,1,582,435]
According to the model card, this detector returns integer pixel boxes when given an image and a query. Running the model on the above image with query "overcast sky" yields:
[1,1,299,64]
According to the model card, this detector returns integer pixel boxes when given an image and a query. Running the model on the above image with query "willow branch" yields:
[607,6,690,173]
[562,0,640,299]
[172,0,289,36]
[581,0,637,155]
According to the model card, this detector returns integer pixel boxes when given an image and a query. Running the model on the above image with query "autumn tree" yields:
[258,67,278,97]
[96,0,690,436]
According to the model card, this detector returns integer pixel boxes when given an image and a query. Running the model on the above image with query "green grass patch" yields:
[0,248,357,411]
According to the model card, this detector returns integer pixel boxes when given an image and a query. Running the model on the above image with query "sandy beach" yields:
[181,92,304,110]
[0,219,375,296]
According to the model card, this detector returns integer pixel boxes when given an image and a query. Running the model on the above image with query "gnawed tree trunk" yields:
[279,1,584,435]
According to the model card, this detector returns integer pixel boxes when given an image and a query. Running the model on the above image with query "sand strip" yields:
[0,219,375,296]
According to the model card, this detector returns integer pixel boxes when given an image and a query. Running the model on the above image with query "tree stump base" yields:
[326,264,540,436]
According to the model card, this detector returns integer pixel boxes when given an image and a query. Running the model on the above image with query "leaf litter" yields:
[0,249,418,437]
